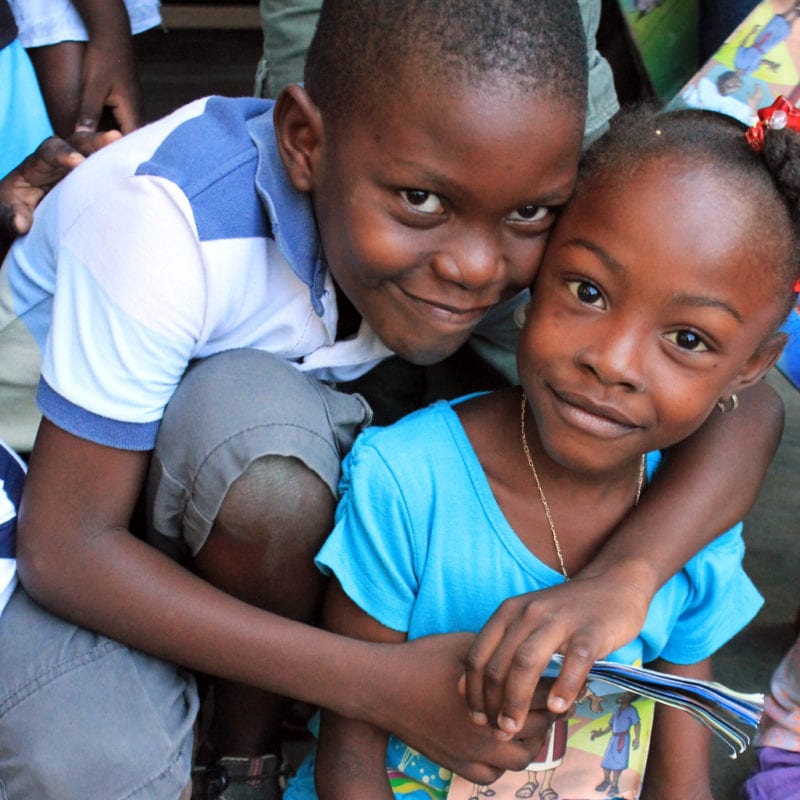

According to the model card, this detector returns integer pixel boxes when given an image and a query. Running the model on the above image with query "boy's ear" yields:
[728,331,788,394]
[273,84,324,193]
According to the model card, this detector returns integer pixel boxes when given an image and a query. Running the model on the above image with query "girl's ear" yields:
[273,84,324,193]
[727,331,788,394]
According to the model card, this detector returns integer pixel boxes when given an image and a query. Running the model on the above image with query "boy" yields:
[0,2,782,799]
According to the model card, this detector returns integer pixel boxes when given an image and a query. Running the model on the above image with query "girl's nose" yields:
[575,325,646,393]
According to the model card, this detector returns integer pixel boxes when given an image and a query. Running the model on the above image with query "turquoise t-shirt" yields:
[285,399,762,799]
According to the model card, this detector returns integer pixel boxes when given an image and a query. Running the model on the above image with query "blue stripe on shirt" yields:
[37,379,161,451]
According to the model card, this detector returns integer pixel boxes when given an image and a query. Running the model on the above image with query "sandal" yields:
[538,789,559,800]
[192,753,284,800]
[515,781,539,798]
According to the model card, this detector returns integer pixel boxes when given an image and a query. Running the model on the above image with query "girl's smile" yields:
[518,153,785,478]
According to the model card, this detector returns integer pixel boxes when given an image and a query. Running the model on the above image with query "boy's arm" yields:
[315,579,402,800]
[17,420,550,784]
[640,659,714,800]
[462,380,782,732]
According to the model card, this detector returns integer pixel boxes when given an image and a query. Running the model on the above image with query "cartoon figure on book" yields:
[732,0,800,78]
[283,99,800,800]
[590,692,641,797]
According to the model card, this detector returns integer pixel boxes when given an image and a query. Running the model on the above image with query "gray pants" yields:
[0,587,198,800]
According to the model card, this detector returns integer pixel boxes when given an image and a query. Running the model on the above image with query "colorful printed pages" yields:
[446,657,763,800]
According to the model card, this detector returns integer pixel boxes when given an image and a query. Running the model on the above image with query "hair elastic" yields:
[746,95,800,152]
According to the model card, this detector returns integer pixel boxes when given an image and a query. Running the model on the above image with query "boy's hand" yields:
[460,571,652,736]
[371,633,561,785]
[0,132,120,237]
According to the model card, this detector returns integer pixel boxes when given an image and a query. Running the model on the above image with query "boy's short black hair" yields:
[304,0,587,123]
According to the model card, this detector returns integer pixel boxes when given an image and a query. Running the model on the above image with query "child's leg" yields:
[147,349,371,765]
[0,585,197,799]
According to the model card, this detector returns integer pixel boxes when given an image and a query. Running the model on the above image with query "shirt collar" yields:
[248,102,327,316]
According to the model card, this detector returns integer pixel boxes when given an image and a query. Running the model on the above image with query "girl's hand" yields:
[460,567,652,736]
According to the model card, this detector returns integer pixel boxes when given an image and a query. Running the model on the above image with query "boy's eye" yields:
[508,204,550,223]
[400,189,444,215]
[566,279,605,309]
[665,330,709,352]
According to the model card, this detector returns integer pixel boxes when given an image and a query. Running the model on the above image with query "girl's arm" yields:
[315,579,404,800]
[640,659,714,800]
[462,379,782,733]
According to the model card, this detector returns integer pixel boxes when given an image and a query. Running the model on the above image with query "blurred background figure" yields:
[8,0,160,137]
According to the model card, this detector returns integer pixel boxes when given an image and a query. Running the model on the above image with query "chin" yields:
[394,342,462,367]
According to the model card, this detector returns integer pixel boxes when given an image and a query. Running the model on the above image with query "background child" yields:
[0,3,786,799]
[285,104,800,800]
[0,0,52,179]
[8,0,159,136]
[743,634,800,798]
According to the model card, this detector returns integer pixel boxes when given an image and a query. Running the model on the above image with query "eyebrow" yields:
[561,238,744,322]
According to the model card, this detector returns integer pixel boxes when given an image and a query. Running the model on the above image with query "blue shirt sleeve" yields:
[316,426,423,634]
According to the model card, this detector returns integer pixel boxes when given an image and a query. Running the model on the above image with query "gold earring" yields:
[716,394,739,413]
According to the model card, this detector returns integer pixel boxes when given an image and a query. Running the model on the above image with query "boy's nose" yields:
[431,236,504,290]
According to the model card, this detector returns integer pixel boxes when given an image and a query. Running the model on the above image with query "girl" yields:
[284,100,800,800]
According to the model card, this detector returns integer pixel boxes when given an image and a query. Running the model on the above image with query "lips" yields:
[550,388,642,435]
[400,288,494,327]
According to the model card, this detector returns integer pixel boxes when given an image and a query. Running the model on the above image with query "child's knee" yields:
[147,348,370,560]
[215,453,336,548]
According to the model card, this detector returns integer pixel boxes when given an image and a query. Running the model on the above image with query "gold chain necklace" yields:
[520,394,646,580]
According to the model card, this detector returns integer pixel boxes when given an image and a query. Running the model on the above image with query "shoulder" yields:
[135,97,269,189]
[134,97,274,241]
[341,400,470,496]
[44,97,276,246]
[348,401,458,464]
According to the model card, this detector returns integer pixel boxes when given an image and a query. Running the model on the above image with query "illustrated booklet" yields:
[446,656,763,800]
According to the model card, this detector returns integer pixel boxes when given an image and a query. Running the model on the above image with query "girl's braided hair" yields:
[576,106,800,319]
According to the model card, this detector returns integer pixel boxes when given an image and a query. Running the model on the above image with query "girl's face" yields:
[518,156,785,477]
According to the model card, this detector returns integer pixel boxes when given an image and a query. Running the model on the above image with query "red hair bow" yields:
[746,96,800,152]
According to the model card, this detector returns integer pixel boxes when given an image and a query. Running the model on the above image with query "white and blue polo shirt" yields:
[1,96,394,452]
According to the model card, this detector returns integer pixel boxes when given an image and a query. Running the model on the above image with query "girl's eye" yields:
[400,189,444,215]
[566,279,605,309]
[665,330,709,352]
[508,204,550,223]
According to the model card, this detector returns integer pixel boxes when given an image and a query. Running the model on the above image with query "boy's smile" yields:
[519,156,784,477]
[291,80,583,365]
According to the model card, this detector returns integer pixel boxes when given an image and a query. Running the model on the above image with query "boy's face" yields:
[304,84,581,365]
[518,158,783,476]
